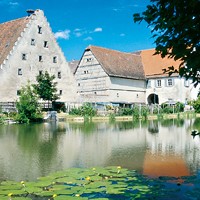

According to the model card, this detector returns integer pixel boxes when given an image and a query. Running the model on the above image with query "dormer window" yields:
[38,26,42,34]
[22,53,27,60]
[44,41,48,48]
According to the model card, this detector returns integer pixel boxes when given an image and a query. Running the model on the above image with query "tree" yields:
[133,0,200,86]
[33,71,59,109]
[16,82,42,123]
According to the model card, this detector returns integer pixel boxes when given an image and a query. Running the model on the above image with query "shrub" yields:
[69,103,97,117]
[132,105,140,120]
[120,108,133,116]
[192,96,200,113]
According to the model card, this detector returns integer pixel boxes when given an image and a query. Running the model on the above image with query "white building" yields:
[75,45,146,107]
[0,9,77,108]
[75,46,199,106]
[138,49,199,105]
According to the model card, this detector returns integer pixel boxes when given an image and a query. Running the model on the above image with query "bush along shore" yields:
[1,166,200,200]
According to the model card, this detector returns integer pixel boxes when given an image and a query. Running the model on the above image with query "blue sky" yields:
[0,0,154,61]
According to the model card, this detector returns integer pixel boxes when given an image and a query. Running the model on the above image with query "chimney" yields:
[26,9,35,16]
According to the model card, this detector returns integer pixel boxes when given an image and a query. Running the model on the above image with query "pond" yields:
[0,118,200,182]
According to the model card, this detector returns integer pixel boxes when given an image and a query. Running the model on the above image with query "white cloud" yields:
[54,30,70,40]
[93,27,103,32]
[9,2,19,6]
[74,32,82,37]
[84,37,93,41]
[73,28,87,37]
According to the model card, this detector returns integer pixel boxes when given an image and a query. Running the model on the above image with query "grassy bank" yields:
[58,112,198,122]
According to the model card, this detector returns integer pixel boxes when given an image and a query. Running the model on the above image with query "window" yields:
[94,91,97,95]
[167,78,173,86]
[86,58,92,62]
[31,39,35,46]
[117,93,119,97]
[58,72,61,79]
[39,55,43,62]
[39,70,42,75]
[147,80,151,88]
[18,68,22,75]
[156,79,162,87]
[78,83,80,86]
[17,90,21,95]
[53,56,57,63]
[59,90,62,95]
[44,41,48,48]
[38,26,42,34]
[22,53,27,60]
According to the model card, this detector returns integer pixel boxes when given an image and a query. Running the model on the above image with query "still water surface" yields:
[0,118,200,181]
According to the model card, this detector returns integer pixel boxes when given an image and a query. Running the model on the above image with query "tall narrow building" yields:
[0,9,77,108]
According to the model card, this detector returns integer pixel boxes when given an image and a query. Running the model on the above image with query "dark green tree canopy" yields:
[33,71,59,102]
[133,0,200,86]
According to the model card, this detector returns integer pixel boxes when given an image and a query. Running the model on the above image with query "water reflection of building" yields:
[144,119,200,177]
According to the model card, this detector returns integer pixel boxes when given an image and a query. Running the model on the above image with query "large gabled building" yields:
[75,45,146,106]
[75,45,199,106]
[0,9,77,109]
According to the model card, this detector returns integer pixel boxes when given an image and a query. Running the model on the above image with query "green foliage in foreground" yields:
[16,83,43,124]
[1,167,200,200]
[69,103,97,117]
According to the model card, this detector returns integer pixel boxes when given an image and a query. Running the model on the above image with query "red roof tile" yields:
[86,45,145,80]
[138,49,181,77]
[0,17,31,65]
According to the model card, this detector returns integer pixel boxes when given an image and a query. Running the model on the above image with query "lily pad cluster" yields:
[0,166,150,200]
[0,167,200,199]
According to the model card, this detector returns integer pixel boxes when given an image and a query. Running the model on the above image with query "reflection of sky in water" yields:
[0,118,199,181]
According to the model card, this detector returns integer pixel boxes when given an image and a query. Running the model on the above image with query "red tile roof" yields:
[138,49,181,78]
[86,45,145,80]
[0,17,31,65]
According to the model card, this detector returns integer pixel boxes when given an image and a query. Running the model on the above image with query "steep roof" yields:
[0,17,31,65]
[138,49,181,78]
[68,60,79,74]
[86,45,145,80]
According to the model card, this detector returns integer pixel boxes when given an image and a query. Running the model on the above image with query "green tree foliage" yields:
[16,83,43,123]
[192,96,200,113]
[133,0,200,86]
[33,71,59,108]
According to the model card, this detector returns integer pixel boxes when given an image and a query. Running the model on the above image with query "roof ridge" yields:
[0,16,29,26]
[87,45,141,57]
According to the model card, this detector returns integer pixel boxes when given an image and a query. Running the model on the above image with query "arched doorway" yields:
[147,93,159,104]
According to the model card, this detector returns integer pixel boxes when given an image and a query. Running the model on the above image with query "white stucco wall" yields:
[0,10,77,103]
[146,76,199,104]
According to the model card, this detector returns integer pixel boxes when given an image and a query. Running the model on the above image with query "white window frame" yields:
[156,79,162,87]
[166,78,174,87]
